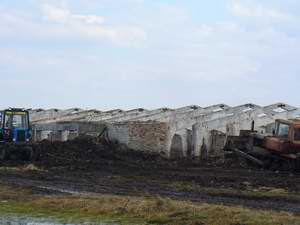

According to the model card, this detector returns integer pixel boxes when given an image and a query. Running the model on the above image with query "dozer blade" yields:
[233,148,264,167]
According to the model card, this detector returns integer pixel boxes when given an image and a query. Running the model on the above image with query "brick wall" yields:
[107,122,170,155]
[128,122,169,155]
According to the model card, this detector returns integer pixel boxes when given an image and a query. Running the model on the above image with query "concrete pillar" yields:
[186,129,193,158]
[61,130,70,142]
[192,124,210,158]
[192,123,216,159]
[170,134,184,159]
[192,124,201,157]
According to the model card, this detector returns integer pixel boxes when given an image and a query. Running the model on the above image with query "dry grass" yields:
[0,184,300,225]
[0,164,45,172]
[0,185,34,201]
[167,181,300,202]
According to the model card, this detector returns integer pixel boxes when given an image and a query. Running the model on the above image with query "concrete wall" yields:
[103,109,148,122]
[30,109,62,122]
[32,121,106,142]
[192,108,300,158]
[29,103,300,160]
[30,108,87,122]
[192,112,269,157]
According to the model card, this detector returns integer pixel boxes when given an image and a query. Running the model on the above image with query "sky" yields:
[0,0,299,110]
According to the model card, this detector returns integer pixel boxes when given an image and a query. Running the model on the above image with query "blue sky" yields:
[0,0,299,110]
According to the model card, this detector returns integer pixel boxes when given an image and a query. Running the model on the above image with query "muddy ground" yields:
[0,137,300,214]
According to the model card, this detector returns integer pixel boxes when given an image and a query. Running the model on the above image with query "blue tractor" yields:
[0,108,38,160]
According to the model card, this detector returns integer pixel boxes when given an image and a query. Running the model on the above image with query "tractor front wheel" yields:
[0,146,7,160]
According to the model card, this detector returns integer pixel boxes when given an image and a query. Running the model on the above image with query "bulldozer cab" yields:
[0,111,3,142]
[291,122,300,146]
[0,109,31,144]
[263,119,300,154]
[264,120,300,154]
[274,119,291,139]
[274,119,300,143]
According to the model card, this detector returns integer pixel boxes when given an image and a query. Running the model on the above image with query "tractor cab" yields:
[0,108,31,145]
[263,119,300,154]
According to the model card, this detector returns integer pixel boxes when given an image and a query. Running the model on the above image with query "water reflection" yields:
[0,216,118,225]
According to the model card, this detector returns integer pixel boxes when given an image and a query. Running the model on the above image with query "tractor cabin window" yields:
[277,123,289,139]
[12,114,28,129]
[4,112,28,129]
[0,112,2,128]
[294,129,300,141]
[4,113,11,128]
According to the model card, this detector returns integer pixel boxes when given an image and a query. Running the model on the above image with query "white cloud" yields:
[40,4,145,44]
[72,15,105,24]
[0,4,145,46]
[41,4,70,23]
[41,4,105,24]
[229,1,293,23]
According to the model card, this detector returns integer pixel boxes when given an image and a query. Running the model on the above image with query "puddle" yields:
[0,216,120,225]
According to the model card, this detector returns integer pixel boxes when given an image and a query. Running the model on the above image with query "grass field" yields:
[0,184,300,225]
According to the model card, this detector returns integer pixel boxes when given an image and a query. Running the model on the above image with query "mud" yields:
[1,138,300,214]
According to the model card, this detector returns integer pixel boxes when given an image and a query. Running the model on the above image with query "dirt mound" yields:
[35,136,170,170]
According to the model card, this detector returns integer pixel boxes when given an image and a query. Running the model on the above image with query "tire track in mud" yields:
[1,172,300,214]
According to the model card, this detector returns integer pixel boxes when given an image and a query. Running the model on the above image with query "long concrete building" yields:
[30,103,300,159]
